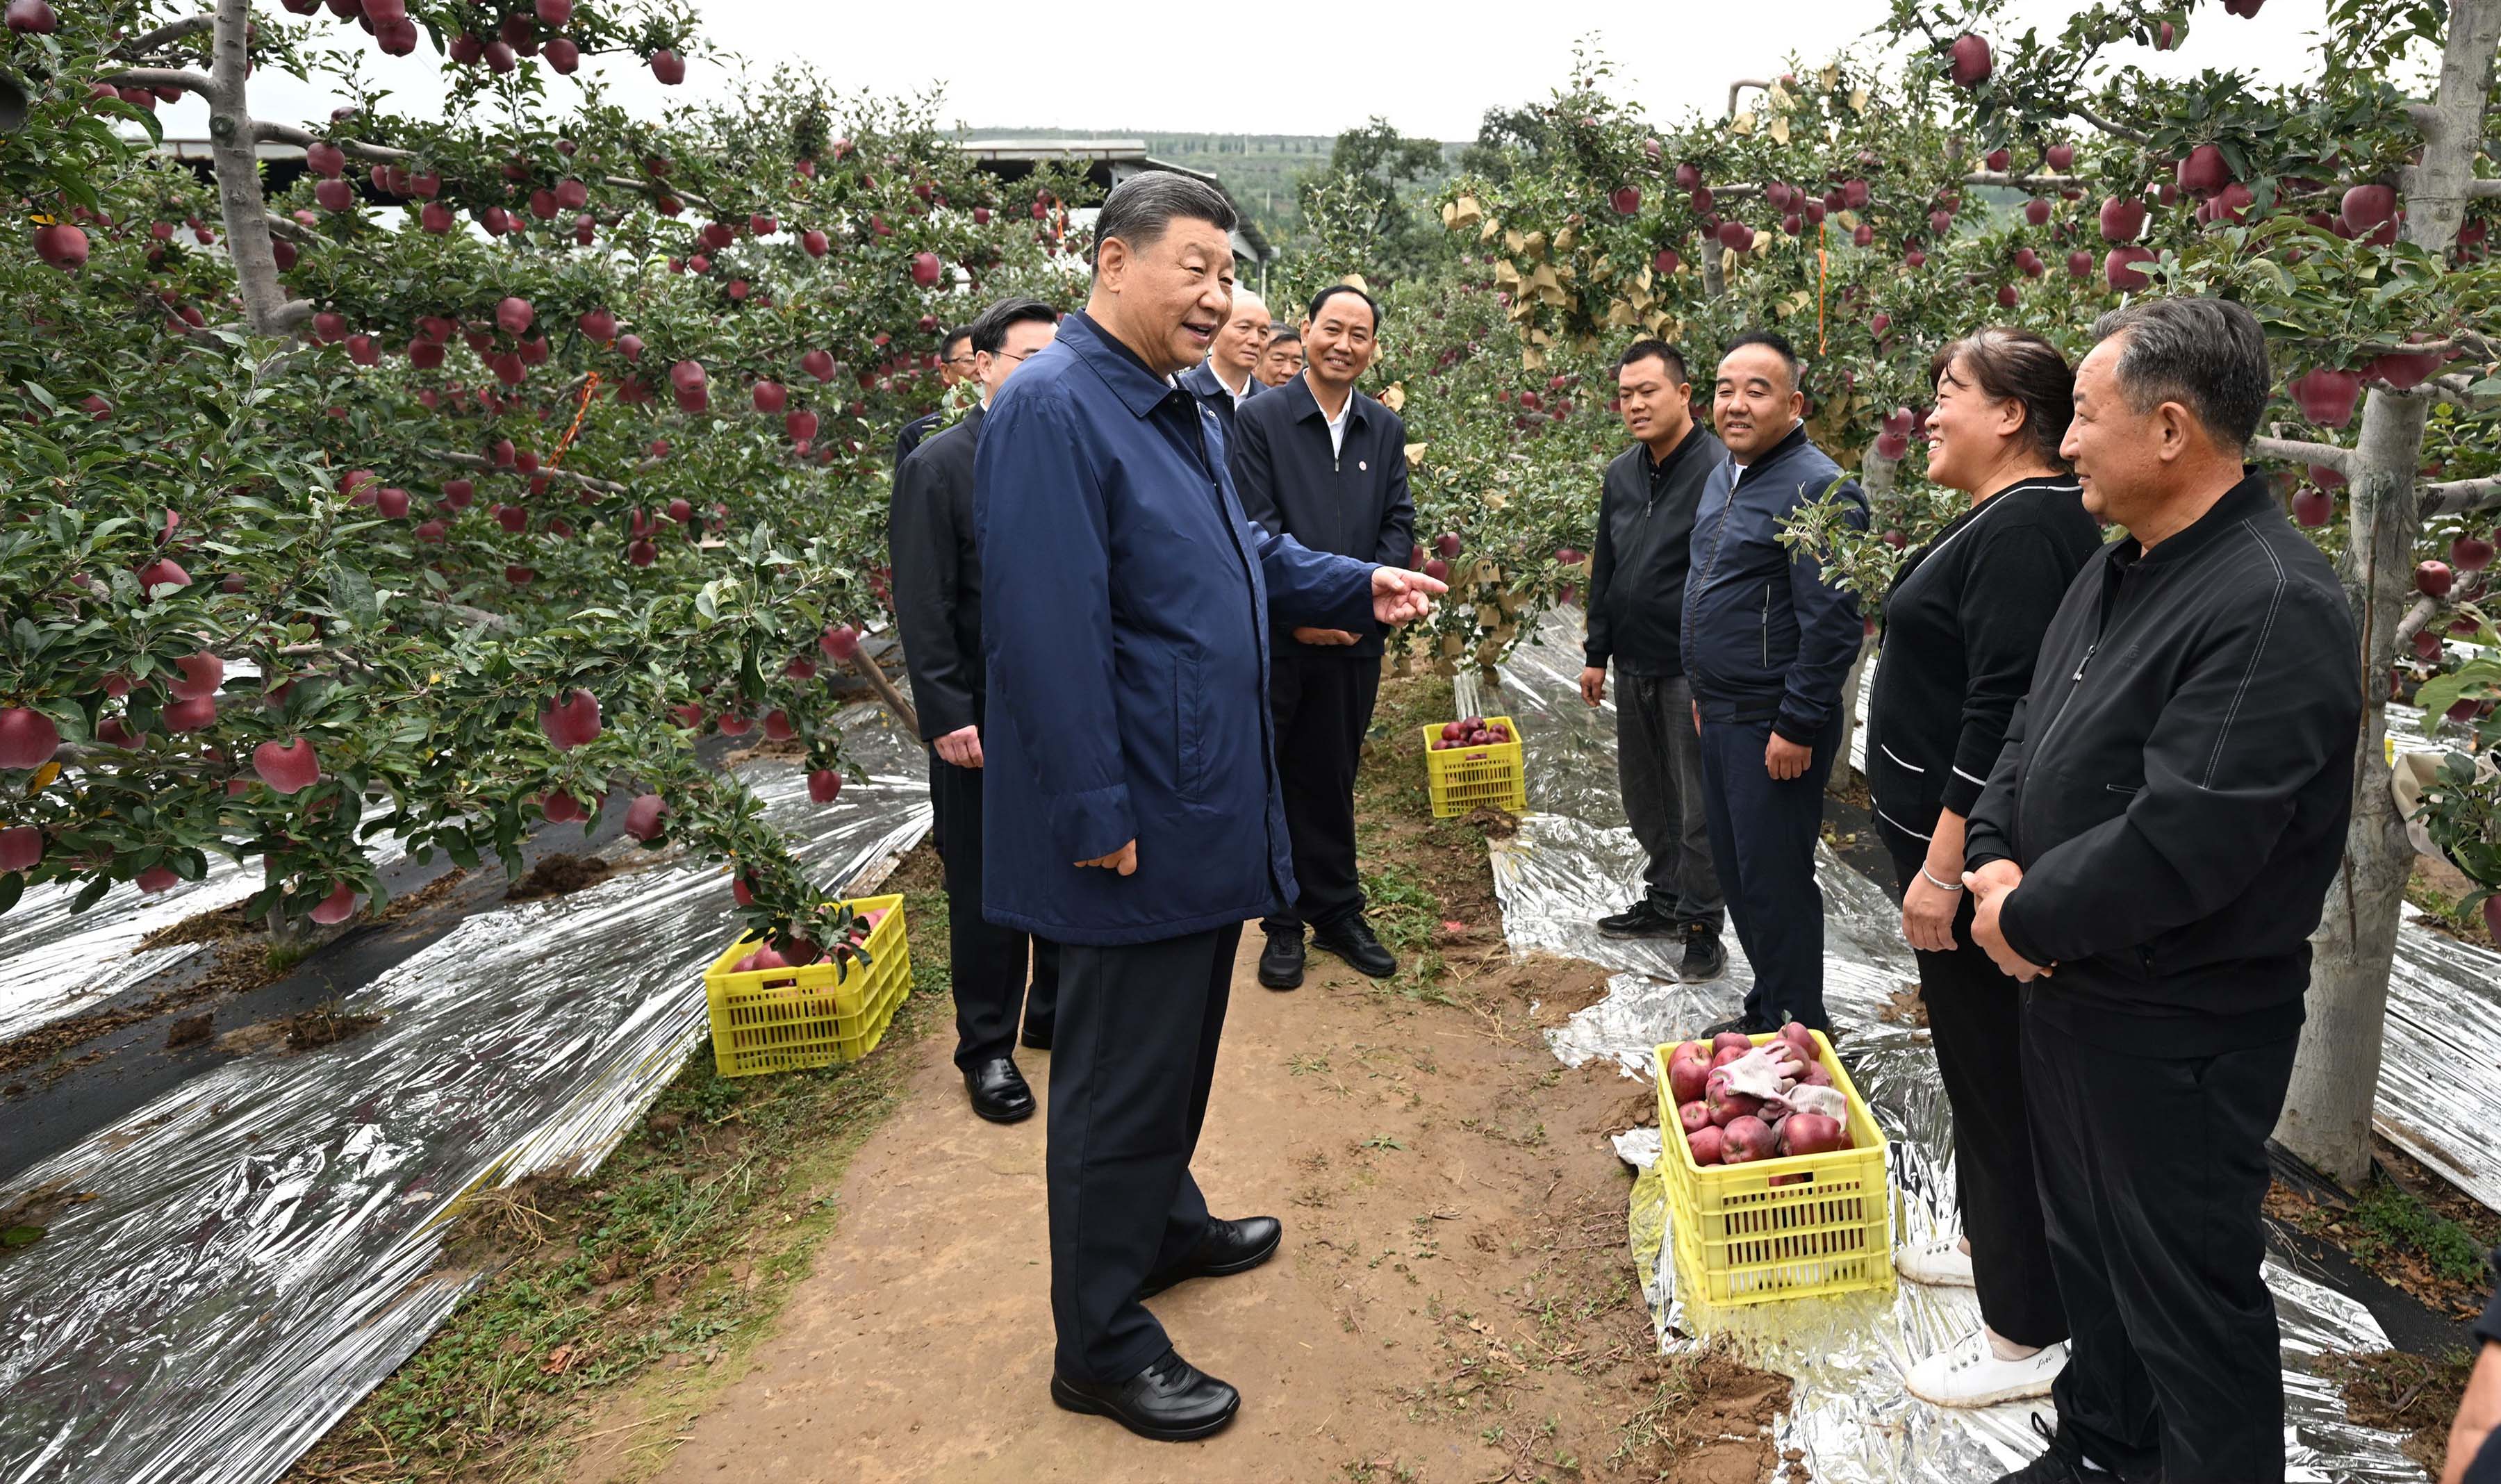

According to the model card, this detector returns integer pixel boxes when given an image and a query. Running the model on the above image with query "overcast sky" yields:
[161,0,2373,146]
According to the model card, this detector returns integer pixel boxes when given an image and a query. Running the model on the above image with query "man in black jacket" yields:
[1580,340,1726,980]
[1682,331,1867,1034]
[1180,288,1269,445]
[889,297,1063,1123]
[1230,283,1414,989]
[893,323,976,467]
[1965,297,2361,1484]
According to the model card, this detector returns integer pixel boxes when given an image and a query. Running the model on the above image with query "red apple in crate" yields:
[1687,1125,1726,1166]
[1667,1040,1712,1103]
[1710,1030,1754,1055]
[1778,1112,1850,1155]
[1678,1100,1712,1135]
[1705,1075,1763,1127]
[1720,1114,1777,1163]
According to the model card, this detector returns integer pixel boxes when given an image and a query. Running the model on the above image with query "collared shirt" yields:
[1319,386,1351,458]
[1212,365,1253,407]
[1728,420,1806,486]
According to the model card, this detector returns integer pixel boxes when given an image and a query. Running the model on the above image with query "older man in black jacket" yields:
[1230,283,1414,989]
[889,296,1064,1124]
[1965,297,2361,1484]
[1581,340,1726,981]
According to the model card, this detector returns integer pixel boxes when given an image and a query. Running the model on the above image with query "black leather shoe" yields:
[1256,930,1305,990]
[1139,1214,1282,1298]
[1020,1023,1053,1051]
[1310,916,1396,978]
[1050,1347,1240,1442]
[1698,1013,1774,1040]
[1677,924,1728,983]
[964,1057,1034,1123]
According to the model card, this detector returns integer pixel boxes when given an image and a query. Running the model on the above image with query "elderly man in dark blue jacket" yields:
[1682,329,1867,1036]
[975,172,1443,1443]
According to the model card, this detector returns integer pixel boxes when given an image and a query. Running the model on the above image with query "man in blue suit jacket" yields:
[975,173,1443,1442]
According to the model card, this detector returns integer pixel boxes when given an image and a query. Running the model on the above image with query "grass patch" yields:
[2348,1177,2494,1285]
[2407,864,2495,946]
[283,858,954,1484]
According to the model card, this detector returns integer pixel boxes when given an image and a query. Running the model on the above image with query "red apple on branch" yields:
[0,826,40,873]
[624,793,670,840]
[253,738,320,794]
[2418,560,2454,597]
[1949,33,1992,87]
[540,688,602,749]
[0,708,60,769]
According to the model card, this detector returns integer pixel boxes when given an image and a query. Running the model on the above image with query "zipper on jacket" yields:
[1760,582,1772,667]
[2029,642,2097,760]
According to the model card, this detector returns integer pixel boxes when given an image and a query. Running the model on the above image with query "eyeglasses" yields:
[987,348,1037,365]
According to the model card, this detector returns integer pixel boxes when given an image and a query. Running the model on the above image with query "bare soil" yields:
[506,852,614,902]
[559,935,1778,1484]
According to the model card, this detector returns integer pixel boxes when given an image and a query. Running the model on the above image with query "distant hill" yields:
[963,127,1464,243]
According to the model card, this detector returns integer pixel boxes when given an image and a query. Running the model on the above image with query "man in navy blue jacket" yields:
[975,172,1444,1442]
[1681,330,1867,1035]
[1178,287,1269,444]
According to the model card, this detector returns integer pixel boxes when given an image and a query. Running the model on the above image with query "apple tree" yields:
[0,0,1089,966]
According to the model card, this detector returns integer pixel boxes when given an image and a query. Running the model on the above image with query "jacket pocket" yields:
[1175,653,1208,798]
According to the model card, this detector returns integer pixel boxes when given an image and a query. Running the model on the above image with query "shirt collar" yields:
[1062,310,1188,420]
[1640,422,1704,481]
[1290,371,1360,427]
[2120,470,2276,565]
[1728,420,1809,479]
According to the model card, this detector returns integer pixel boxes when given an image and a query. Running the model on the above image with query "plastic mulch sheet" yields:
[0,708,931,1484]
[1467,610,2432,1483]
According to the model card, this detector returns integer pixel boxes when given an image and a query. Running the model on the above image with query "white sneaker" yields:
[1905,1330,2067,1409]
[1897,1233,1976,1287]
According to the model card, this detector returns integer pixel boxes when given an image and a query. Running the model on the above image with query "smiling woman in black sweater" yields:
[1864,329,2104,1411]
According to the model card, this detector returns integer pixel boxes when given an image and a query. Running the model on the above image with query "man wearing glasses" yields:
[890,297,1065,1123]
[894,324,978,465]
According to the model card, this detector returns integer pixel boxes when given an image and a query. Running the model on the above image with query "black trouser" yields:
[1695,711,1839,1030]
[1260,647,1380,937]
[1047,924,1239,1382]
[931,758,1057,1071]
[2025,1006,2297,1483]
[1883,839,2065,1347]
[1616,671,1723,930]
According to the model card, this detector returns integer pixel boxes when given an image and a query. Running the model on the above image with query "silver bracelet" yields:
[1919,865,1965,893]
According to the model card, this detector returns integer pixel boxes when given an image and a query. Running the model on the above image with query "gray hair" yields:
[1089,171,1237,274]
[2090,297,2271,450]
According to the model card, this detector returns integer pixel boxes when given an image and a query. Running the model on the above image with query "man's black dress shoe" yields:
[1050,1347,1239,1442]
[1310,916,1397,978]
[963,1057,1034,1123]
[1139,1214,1282,1299]
[1256,930,1305,990]
[1020,1023,1053,1052]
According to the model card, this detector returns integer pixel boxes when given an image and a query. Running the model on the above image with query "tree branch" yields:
[2470,180,2501,199]
[98,67,212,96]
[2423,473,2501,518]
[2252,435,2356,475]
[2395,595,2443,646]
[1727,79,1772,118]
[2406,101,2443,134]
[2068,104,2150,145]
[415,600,515,633]
[431,447,630,495]
[270,299,316,332]
[845,646,918,738]
[254,119,416,163]
[1961,171,2085,190]
[604,174,713,212]
[114,15,216,57]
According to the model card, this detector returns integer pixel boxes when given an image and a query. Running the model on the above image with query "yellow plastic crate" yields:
[1653,1030,1894,1307]
[701,893,911,1077]
[1421,715,1526,817]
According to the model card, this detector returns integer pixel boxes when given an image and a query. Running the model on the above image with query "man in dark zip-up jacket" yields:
[1963,299,2359,1484]
[1230,284,1414,988]
[1581,340,1726,979]
[1679,331,1868,1034]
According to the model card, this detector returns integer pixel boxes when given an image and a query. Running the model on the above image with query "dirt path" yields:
[561,937,1781,1484]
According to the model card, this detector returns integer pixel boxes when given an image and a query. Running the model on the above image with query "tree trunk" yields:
[203,0,296,336]
[2273,0,2501,1187]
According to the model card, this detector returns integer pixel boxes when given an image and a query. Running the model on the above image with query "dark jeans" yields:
[932,758,1057,1070]
[1695,711,1839,1030]
[1047,924,1240,1383]
[1883,839,2065,1347]
[1615,670,1723,930]
[2026,1006,2297,1483]
[1260,647,1380,936]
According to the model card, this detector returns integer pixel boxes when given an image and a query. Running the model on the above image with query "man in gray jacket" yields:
[1681,330,1867,1035]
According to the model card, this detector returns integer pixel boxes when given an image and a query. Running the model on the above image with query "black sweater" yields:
[1965,475,2361,1053]
[1865,476,2102,849]
[1584,424,1721,677]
